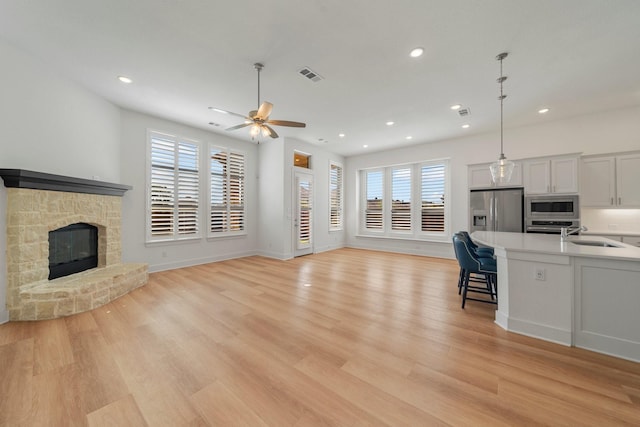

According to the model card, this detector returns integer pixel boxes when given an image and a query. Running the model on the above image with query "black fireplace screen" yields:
[48,223,98,280]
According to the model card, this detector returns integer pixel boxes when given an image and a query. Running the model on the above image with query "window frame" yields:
[329,161,344,231]
[362,168,385,234]
[146,130,202,243]
[358,159,450,241]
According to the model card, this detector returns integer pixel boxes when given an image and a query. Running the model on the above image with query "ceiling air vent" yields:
[298,66,323,82]
[458,107,471,117]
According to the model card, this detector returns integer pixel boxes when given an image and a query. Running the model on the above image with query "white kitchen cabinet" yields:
[468,162,522,189]
[580,152,640,207]
[523,156,579,194]
[580,156,616,207]
[616,153,640,207]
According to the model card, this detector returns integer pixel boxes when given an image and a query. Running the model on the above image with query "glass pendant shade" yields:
[490,154,515,185]
[489,52,513,185]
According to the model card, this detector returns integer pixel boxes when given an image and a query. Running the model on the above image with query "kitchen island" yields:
[471,231,640,362]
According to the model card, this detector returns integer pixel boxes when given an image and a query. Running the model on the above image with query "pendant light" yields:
[489,52,515,185]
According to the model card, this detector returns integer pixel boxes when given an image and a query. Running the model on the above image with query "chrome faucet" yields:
[561,225,588,241]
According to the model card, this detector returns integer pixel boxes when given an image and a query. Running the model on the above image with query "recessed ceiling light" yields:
[363,144,369,148]
[450,104,462,110]
[117,76,132,84]
[338,133,345,138]
[538,108,550,114]
[386,121,394,126]
[410,47,424,58]
[462,124,470,129]
[406,136,413,140]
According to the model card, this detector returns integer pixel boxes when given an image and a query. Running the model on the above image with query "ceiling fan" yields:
[210,63,306,140]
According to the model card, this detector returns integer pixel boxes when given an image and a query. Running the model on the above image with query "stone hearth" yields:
[2,170,147,321]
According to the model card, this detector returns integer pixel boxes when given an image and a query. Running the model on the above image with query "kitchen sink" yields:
[569,240,622,248]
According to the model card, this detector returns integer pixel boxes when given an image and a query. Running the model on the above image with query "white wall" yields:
[119,110,259,272]
[0,37,123,323]
[345,106,640,259]
[257,139,286,258]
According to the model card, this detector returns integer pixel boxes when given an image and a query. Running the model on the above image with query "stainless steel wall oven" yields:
[525,195,580,234]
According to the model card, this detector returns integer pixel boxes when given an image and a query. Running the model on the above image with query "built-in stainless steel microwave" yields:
[525,195,579,219]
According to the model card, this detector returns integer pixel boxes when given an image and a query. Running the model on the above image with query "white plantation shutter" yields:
[210,146,245,235]
[365,170,384,229]
[177,143,199,234]
[148,132,200,241]
[391,167,412,231]
[421,163,446,233]
[210,149,227,232]
[330,162,343,230]
[359,160,449,239]
[298,179,312,246]
[228,150,245,232]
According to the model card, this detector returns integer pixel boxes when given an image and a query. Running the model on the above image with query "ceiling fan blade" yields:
[267,119,306,128]
[226,122,251,131]
[209,107,251,121]
[263,124,279,138]
[256,102,273,120]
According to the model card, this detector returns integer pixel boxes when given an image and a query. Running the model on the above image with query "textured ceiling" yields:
[1,0,639,156]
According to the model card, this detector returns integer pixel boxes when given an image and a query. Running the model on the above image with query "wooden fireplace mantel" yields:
[0,169,132,196]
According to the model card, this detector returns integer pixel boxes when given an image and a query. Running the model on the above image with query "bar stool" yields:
[452,234,497,308]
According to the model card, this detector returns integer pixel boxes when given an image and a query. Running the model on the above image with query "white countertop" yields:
[471,231,640,262]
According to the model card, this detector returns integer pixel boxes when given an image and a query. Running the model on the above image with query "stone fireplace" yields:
[1,169,148,321]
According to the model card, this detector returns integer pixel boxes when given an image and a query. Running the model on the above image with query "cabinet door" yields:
[551,157,578,193]
[523,160,550,194]
[469,162,522,188]
[581,157,616,206]
[616,154,640,207]
[468,164,494,189]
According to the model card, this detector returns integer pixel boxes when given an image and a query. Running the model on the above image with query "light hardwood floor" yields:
[1,248,639,426]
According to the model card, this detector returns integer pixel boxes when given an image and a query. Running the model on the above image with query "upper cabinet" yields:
[523,156,579,194]
[581,152,640,207]
[468,162,522,189]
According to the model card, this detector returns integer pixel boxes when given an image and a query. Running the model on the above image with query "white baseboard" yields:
[497,315,572,346]
[148,249,259,273]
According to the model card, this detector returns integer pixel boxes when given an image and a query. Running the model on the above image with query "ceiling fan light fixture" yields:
[490,52,515,185]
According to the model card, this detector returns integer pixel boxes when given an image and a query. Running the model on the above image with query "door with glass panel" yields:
[294,171,313,257]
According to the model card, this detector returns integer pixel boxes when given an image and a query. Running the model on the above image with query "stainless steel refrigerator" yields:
[469,187,524,233]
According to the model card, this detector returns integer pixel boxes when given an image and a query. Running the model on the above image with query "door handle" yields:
[619,197,622,205]
[611,197,614,205]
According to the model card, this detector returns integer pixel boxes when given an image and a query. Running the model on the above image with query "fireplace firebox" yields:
[49,223,98,280]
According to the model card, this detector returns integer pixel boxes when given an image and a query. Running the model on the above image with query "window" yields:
[329,162,343,230]
[148,131,200,241]
[391,167,412,231]
[210,145,246,236]
[359,160,449,240]
[365,170,384,230]
[421,163,445,232]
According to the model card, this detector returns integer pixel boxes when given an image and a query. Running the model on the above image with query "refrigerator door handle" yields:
[494,196,498,231]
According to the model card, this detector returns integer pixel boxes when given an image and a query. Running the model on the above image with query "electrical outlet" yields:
[535,268,546,281]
